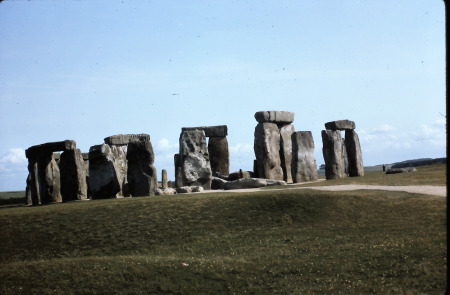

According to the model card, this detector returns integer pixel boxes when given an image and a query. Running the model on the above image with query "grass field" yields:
[0,163,447,294]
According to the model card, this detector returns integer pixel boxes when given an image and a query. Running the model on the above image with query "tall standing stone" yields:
[127,139,158,196]
[179,130,212,189]
[60,149,87,201]
[254,122,283,181]
[174,154,183,188]
[208,136,230,176]
[279,124,295,183]
[292,131,318,182]
[161,169,168,188]
[345,130,364,177]
[88,144,121,199]
[342,138,349,176]
[321,130,346,180]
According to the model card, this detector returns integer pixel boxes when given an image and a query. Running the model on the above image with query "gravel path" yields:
[214,182,446,197]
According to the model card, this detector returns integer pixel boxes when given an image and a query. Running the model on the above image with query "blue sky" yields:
[0,1,445,191]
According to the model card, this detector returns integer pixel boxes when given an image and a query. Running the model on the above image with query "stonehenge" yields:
[253,111,318,183]
[322,120,364,179]
[23,112,364,205]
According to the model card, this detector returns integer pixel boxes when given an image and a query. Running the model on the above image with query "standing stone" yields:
[161,169,168,188]
[208,136,230,176]
[279,124,295,183]
[342,138,349,176]
[291,131,318,183]
[25,173,32,205]
[88,144,121,199]
[179,130,212,189]
[254,122,283,181]
[174,154,183,188]
[60,149,88,201]
[127,139,158,196]
[110,145,129,197]
[42,153,62,203]
[321,130,346,180]
[345,130,364,177]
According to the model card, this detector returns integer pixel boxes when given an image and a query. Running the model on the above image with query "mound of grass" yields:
[0,188,446,294]
[294,163,446,187]
[0,191,25,206]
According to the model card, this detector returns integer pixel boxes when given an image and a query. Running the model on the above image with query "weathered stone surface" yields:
[342,138,348,176]
[324,120,355,131]
[176,186,192,194]
[25,173,32,205]
[344,130,364,177]
[179,130,212,189]
[211,177,228,190]
[26,140,76,159]
[254,123,283,181]
[266,179,288,186]
[112,145,129,197]
[228,170,252,181]
[280,124,295,183]
[208,136,230,176]
[155,187,177,195]
[88,144,121,199]
[191,186,204,193]
[182,125,228,137]
[174,154,182,188]
[224,178,268,190]
[386,167,416,174]
[104,134,150,145]
[161,169,168,188]
[321,130,346,180]
[291,131,318,183]
[60,149,87,201]
[254,111,295,124]
[26,152,62,205]
[223,178,287,190]
[127,140,157,197]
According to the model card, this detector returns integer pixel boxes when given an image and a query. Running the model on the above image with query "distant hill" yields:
[391,157,446,169]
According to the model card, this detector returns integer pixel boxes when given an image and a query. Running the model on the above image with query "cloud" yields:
[229,143,253,154]
[0,148,28,190]
[156,138,179,153]
[0,148,27,165]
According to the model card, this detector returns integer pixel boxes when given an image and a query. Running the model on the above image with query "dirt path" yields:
[215,182,446,197]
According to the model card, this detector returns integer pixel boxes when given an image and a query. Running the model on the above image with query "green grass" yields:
[295,163,446,187]
[0,187,446,294]
[0,191,25,206]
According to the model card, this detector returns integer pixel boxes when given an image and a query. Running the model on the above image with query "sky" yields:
[0,0,446,191]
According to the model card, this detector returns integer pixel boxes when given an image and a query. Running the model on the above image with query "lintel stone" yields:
[324,120,356,131]
[254,111,294,124]
[26,140,77,159]
[181,125,227,137]
[104,134,150,145]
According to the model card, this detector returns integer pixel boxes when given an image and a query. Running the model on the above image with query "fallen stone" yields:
[211,177,228,190]
[254,111,295,124]
[155,187,177,195]
[228,170,252,181]
[321,130,346,180]
[254,122,283,181]
[223,178,287,190]
[176,186,192,194]
[324,120,356,131]
[182,125,228,137]
[191,186,204,193]
[386,167,417,174]
[291,131,318,182]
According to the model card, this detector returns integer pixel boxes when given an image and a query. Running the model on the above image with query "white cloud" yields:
[156,138,179,152]
[229,143,253,154]
[0,148,27,165]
